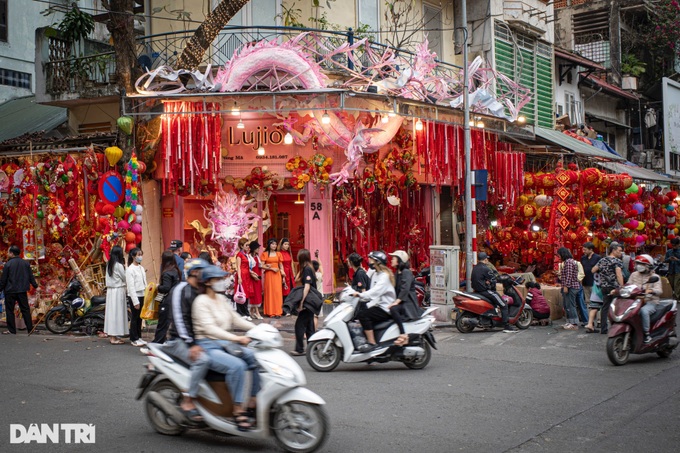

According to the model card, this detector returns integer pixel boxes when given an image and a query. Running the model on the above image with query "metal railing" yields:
[44,26,462,96]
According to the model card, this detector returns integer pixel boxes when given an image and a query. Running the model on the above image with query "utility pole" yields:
[462,0,474,290]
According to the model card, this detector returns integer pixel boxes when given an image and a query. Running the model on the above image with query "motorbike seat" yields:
[90,296,106,306]
[163,346,226,382]
[650,300,675,324]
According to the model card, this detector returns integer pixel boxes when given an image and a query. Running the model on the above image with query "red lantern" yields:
[519,204,537,218]
[124,231,135,243]
[125,242,136,252]
[524,173,536,188]
[135,233,143,243]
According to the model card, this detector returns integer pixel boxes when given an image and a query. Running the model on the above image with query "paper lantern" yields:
[105,146,123,167]
[117,116,133,135]
[131,223,142,234]
[114,206,125,219]
[135,214,143,224]
[117,220,130,230]
[629,219,639,229]
[632,203,645,214]
[536,173,557,189]
[519,204,537,218]
[625,183,639,194]
[125,242,136,252]
[102,204,115,216]
[538,206,552,220]
[135,205,143,216]
[636,221,646,231]
[567,206,582,220]
[524,173,536,188]
[581,168,603,187]
[124,231,136,243]
[134,233,143,244]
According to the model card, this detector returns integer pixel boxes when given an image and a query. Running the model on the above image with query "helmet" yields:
[199,265,228,282]
[71,297,85,309]
[184,258,210,279]
[634,254,654,266]
[368,250,388,265]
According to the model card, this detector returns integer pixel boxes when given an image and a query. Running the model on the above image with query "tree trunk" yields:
[176,0,250,69]
[101,0,138,156]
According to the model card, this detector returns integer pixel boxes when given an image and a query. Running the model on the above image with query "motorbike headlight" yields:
[612,301,639,323]
[618,287,633,298]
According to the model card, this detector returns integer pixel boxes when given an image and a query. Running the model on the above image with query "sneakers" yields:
[131,339,146,347]
[502,325,519,333]
[644,333,652,344]
[563,323,579,331]
[357,343,378,352]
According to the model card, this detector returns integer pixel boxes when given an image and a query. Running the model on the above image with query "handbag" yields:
[141,283,159,320]
[234,284,247,305]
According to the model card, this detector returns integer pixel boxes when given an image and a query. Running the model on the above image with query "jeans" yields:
[562,287,580,325]
[576,287,589,324]
[197,339,260,405]
[640,303,660,334]
[164,338,211,398]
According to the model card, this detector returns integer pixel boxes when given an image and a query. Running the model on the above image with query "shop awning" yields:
[555,48,605,71]
[599,161,678,183]
[0,96,67,143]
[586,113,631,129]
[534,126,625,161]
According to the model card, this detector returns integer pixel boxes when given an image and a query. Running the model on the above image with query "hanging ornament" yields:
[105,146,123,167]
[124,152,140,214]
[117,116,134,136]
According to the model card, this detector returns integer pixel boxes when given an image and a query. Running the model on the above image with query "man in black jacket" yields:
[470,252,517,332]
[1,246,39,335]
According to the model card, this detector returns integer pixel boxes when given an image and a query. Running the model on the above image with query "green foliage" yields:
[58,5,95,43]
[278,2,304,28]
[621,54,646,77]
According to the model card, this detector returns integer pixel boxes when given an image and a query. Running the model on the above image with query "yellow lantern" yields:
[105,146,123,167]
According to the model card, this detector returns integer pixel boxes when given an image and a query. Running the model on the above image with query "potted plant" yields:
[621,54,646,90]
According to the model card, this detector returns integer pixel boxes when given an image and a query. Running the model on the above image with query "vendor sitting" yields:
[525,281,551,325]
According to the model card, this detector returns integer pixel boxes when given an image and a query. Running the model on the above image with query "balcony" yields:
[37,25,461,107]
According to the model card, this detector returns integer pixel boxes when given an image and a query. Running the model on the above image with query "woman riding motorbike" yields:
[627,254,663,344]
[192,265,259,430]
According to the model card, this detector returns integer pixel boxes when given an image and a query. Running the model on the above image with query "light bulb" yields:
[476,121,485,129]
[415,119,423,131]
[388,111,396,117]
[517,115,526,124]
[531,224,540,232]
[231,102,240,116]
[284,132,293,144]
[237,119,245,129]
[321,111,331,124]
[257,147,265,156]
[381,114,389,124]
[469,120,475,127]
[490,220,498,227]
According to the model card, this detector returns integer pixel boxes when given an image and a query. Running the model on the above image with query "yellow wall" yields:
[68,102,118,135]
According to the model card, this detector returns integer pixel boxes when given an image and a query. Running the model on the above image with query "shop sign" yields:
[221,119,313,163]
[162,208,174,218]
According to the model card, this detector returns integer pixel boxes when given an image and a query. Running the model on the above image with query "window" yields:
[226,0,279,28]
[423,3,442,58]
[358,0,379,32]
[0,0,7,42]
[564,92,582,125]
[0,69,31,89]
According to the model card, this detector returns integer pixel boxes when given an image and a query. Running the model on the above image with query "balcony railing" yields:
[43,26,461,98]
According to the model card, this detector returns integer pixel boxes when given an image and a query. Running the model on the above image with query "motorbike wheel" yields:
[306,341,341,372]
[606,334,630,366]
[273,401,330,453]
[516,309,533,330]
[45,310,72,334]
[404,341,431,370]
[455,312,476,333]
[145,380,186,436]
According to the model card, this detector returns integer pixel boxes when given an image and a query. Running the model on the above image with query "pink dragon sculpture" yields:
[206,188,260,257]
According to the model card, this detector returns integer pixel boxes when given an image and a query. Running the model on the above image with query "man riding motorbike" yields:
[627,254,663,344]
[470,252,518,332]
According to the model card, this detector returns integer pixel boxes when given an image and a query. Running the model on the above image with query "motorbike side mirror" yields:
[646,275,660,284]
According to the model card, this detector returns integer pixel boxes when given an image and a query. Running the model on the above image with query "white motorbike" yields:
[136,324,329,453]
[305,287,438,372]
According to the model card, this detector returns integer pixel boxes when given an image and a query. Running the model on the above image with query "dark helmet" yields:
[368,250,388,265]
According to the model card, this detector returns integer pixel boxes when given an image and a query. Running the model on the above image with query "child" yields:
[525,281,551,326]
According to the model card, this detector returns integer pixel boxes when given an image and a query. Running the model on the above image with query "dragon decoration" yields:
[137,32,532,185]
[205,188,260,257]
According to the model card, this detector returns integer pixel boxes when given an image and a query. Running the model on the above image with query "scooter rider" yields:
[628,254,663,344]
[163,258,212,422]
[355,251,406,351]
[471,252,518,332]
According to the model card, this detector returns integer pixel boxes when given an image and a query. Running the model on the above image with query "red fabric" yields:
[280,250,295,296]
[237,251,255,298]
[249,254,263,307]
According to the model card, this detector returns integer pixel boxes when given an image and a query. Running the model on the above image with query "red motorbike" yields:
[451,275,533,333]
[606,275,678,366]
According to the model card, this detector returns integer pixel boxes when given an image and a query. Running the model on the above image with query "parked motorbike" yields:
[606,275,678,366]
[305,286,438,372]
[415,267,431,307]
[451,274,533,333]
[137,324,329,453]
[45,278,107,335]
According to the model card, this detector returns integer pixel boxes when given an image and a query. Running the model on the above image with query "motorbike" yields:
[305,286,438,372]
[137,324,329,453]
[451,274,533,333]
[606,275,678,366]
[415,267,431,307]
[45,278,107,335]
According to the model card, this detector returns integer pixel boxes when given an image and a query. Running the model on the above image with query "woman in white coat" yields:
[126,247,147,347]
[104,246,128,345]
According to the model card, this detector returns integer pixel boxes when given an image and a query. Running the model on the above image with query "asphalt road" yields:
[1,322,679,453]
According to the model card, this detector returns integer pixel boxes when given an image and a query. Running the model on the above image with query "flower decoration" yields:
[243,166,281,196]
[385,146,415,173]
[361,168,376,194]
[286,154,333,189]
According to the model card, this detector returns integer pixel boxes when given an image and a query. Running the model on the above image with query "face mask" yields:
[368,262,375,269]
[212,279,228,293]
[135,256,143,263]
[635,264,649,273]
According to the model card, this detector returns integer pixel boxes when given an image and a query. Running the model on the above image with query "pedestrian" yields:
[248,241,263,320]
[580,242,601,308]
[592,242,625,334]
[279,238,295,297]
[0,245,39,335]
[234,238,253,320]
[557,247,581,330]
[198,251,214,265]
[153,250,182,344]
[664,237,680,299]
[260,238,284,318]
[180,252,192,262]
[585,272,604,333]
[168,239,185,280]
[291,249,318,356]
[103,246,128,345]
[312,256,324,329]
[126,247,147,347]
[525,281,551,325]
